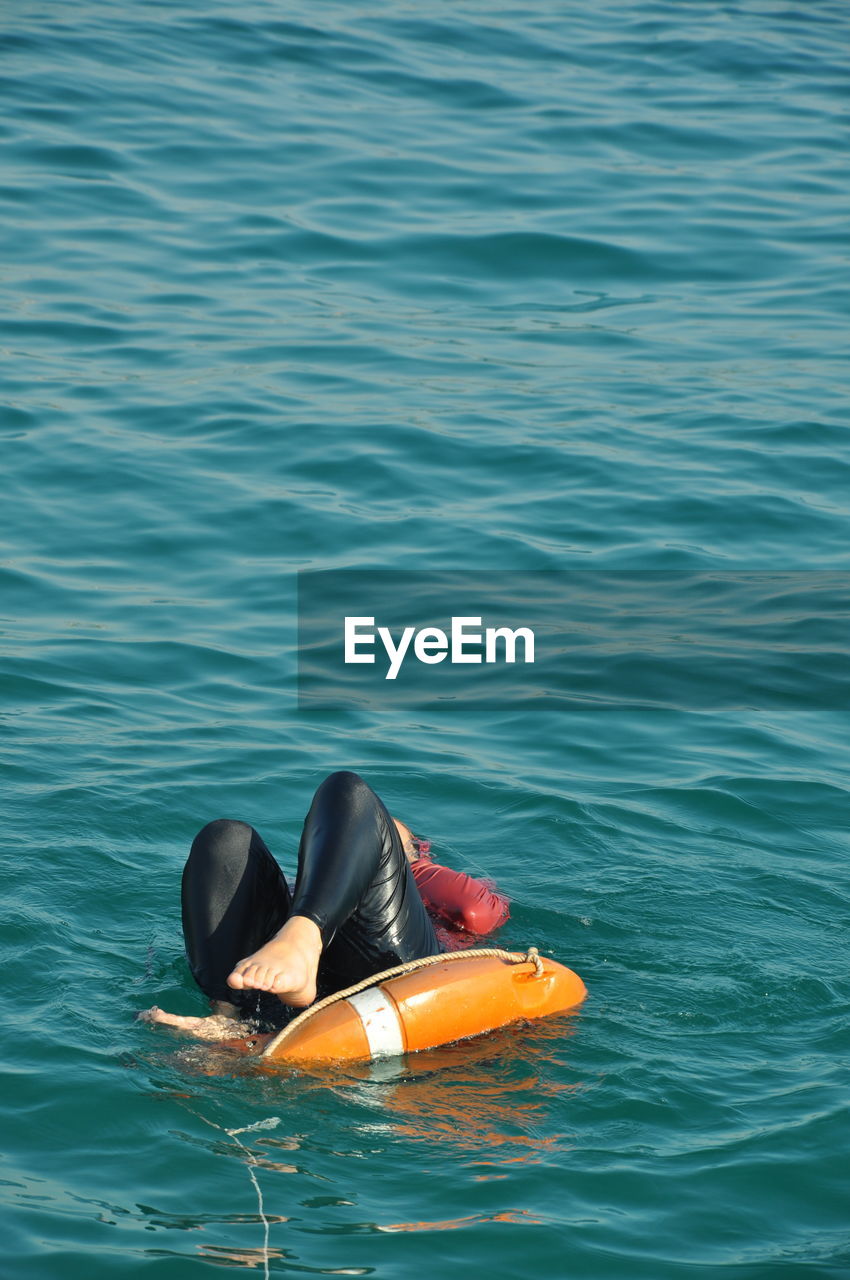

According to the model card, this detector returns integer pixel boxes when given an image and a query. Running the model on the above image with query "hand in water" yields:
[137,1003,250,1041]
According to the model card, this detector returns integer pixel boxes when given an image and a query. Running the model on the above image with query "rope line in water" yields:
[188,1108,280,1280]
[225,1118,280,1280]
[263,945,543,1056]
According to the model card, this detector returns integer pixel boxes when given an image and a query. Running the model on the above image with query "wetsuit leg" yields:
[291,771,441,992]
[181,819,292,1010]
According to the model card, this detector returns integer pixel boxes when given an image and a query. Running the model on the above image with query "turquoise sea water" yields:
[2,2,849,1277]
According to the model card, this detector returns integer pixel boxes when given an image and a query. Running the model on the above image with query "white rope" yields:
[224,1119,280,1280]
[189,1110,281,1280]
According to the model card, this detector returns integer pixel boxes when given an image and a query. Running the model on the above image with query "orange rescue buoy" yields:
[260,951,587,1065]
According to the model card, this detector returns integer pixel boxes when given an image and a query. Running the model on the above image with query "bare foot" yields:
[137,1006,251,1041]
[226,915,323,1007]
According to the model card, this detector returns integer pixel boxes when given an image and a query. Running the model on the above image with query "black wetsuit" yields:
[181,771,441,1024]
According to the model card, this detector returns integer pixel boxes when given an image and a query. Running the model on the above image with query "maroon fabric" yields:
[411,855,510,946]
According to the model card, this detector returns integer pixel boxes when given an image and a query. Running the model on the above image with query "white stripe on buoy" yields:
[347,987,405,1058]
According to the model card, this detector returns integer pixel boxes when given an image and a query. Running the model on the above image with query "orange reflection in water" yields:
[196,1243,369,1275]
[377,1207,545,1233]
[196,1244,286,1270]
[309,1013,585,1166]
[153,1015,584,1270]
[160,1011,584,1169]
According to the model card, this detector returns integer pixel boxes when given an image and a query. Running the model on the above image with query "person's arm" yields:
[410,856,509,935]
[137,1001,253,1039]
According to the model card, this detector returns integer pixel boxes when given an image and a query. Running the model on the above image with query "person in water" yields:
[141,770,509,1041]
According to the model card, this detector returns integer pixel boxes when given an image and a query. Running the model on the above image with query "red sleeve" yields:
[411,857,510,936]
